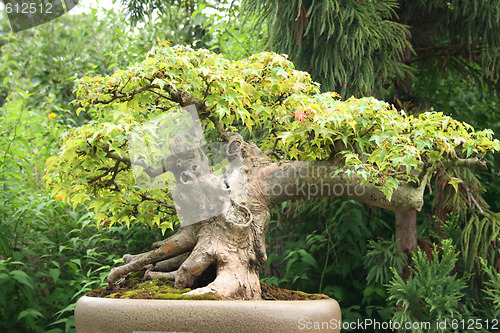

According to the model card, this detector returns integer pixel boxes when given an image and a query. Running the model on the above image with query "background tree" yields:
[242,0,500,99]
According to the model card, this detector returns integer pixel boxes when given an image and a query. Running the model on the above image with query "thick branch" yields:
[264,156,489,211]
[438,157,487,170]
[262,161,428,212]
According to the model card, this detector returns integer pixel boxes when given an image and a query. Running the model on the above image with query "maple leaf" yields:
[294,108,308,123]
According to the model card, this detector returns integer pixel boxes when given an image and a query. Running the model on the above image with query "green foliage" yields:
[45,44,499,229]
[405,0,500,89]
[0,91,164,333]
[190,2,268,60]
[461,211,500,273]
[431,181,500,289]
[267,206,499,331]
[0,6,173,332]
[387,239,467,330]
[433,168,490,222]
[0,8,152,123]
[123,0,199,23]
[426,75,500,213]
[243,0,412,97]
[244,0,500,99]
[277,96,499,200]
[364,238,406,286]
[263,199,396,324]
[122,0,267,60]
[481,256,500,318]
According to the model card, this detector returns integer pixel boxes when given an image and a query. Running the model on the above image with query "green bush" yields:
[387,239,467,332]
[263,198,397,324]
[481,256,500,319]
[0,5,186,330]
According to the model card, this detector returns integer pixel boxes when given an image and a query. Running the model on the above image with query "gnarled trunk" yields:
[107,136,430,299]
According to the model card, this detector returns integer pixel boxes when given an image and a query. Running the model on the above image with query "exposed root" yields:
[154,253,190,272]
[107,225,199,285]
[107,149,272,299]
[107,201,269,299]
[144,269,177,280]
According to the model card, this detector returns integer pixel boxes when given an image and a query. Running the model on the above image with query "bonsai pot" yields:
[75,296,341,333]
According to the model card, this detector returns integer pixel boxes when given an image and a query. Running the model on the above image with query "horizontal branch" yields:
[102,145,175,178]
[261,161,428,212]
[438,157,487,170]
[261,155,490,211]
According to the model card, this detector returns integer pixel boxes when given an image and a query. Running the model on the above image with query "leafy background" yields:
[0,1,499,332]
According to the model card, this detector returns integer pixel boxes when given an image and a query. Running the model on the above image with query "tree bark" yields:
[395,210,417,281]
[395,210,417,253]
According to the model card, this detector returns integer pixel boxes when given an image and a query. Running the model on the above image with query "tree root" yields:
[107,224,199,285]
[107,203,268,300]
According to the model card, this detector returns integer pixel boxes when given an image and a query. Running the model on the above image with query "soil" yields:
[87,270,329,301]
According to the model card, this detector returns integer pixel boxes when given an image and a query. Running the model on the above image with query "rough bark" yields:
[395,211,417,252]
[395,210,418,281]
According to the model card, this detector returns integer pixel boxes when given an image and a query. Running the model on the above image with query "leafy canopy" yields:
[45,44,500,229]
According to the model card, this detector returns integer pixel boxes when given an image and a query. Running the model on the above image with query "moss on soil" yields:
[87,271,329,301]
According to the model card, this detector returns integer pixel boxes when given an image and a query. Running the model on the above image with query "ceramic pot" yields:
[75,296,341,333]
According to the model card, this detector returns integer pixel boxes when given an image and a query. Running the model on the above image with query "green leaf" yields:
[48,268,60,284]
[378,186,394,202]
[17,308,44,320]
[298,249,319,270]
[10,270,34,289]
[448,177,463,193]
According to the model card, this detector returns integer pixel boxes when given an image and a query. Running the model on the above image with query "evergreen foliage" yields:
[481,257,500,318]
[387,239,467,329]
[364,237,406,286]
[243,0,500,99]
[243,0,411,97]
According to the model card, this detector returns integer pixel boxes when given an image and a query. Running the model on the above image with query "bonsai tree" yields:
[45,43,499,300]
